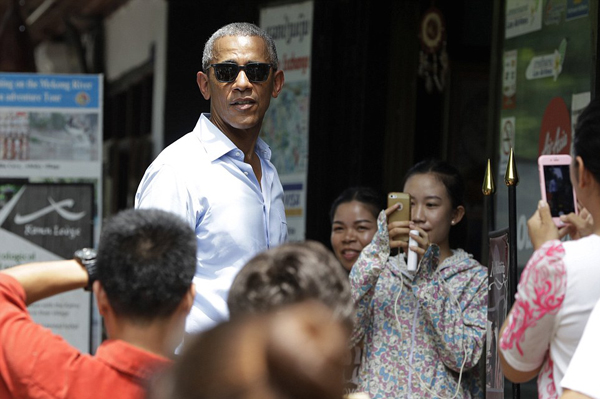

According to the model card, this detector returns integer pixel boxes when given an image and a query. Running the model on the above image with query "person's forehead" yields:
[405,173,448,198]
[334,201,376,222]
[212,35,269,62]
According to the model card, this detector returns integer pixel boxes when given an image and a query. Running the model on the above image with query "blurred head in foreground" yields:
[162,301,348,399]
[227,240,354,328]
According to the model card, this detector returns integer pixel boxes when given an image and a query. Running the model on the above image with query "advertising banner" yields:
[0,73,102,353]
[0,182,94,351]
[486,229,510,399]
[260,1,313,241]
[496,3,593,263]
[505,0,542,39]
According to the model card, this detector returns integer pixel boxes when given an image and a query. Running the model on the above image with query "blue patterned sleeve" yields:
[348,210,390,347]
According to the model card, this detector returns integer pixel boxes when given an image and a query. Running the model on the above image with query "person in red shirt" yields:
[0,208,196,399]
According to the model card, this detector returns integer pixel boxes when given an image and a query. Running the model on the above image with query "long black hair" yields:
[404,159,467,249]
[573,98,600,184]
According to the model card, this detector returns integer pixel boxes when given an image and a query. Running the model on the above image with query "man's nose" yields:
[233,70,252,90]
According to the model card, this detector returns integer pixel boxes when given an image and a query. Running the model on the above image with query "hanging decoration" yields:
[417,5,448,93]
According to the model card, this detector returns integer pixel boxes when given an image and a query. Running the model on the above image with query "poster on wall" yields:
[505,0,543,39]
[502,50,518,109]
[486,229,509,399]
[0,183,94,351]
[495,2,593,264]
[0,73,103,353]
[566,0,589,21]
[260,1,313,242]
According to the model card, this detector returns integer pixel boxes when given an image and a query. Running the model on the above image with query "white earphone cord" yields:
[392,255,469,399]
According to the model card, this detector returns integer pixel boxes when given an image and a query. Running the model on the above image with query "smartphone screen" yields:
[543,164,575,217]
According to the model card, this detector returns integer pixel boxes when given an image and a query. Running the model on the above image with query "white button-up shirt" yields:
[135,114,287,333]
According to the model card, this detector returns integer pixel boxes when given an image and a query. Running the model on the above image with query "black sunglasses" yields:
[208,62,274,83]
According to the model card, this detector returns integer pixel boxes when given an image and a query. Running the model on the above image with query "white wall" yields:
[105,0,167,153]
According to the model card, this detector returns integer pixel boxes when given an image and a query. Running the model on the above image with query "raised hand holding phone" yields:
[538,154,578,227]
[527,200,559,250]
[387,192,411,247]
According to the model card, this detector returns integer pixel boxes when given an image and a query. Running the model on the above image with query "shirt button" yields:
[244,171,249,176]
[235,151,241,157]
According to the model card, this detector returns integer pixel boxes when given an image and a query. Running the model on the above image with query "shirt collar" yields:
[95,339,172,383]
[194,113,272,162]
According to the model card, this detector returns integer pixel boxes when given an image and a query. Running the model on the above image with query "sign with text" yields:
[486,229,509,399]
[261,1,313,241]
[0,74,100,108]
[0,73,102,178]
[505,0,542,39]
[0,72,103,353]
[0,183,94,352]
[495,1,592,267]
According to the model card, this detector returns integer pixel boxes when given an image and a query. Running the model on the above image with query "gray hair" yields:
[202,22,279,72]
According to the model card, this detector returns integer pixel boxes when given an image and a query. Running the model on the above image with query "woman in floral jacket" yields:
[350,160,487,399]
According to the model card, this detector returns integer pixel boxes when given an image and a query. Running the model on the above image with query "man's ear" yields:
[271,69,284,98]
[93,281,111,317]
[180,284,195,315]
[197,71,211,100]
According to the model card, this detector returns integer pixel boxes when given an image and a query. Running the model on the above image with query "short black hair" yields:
[227,241,353,327]
[96,208,196,323]
[329,186,384,223]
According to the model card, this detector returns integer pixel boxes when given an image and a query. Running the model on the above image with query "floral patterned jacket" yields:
[349,211,487,399]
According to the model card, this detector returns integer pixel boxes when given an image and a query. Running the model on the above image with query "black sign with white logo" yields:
[0,183,93,258]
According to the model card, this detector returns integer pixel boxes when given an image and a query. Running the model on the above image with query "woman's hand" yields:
[385,204,430,258]
[558,207,593,240]
[527,200,559,250]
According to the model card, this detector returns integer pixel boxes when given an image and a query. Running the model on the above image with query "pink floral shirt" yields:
[500,235,600,398]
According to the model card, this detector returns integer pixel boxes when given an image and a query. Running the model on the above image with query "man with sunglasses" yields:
[135,22,287,335]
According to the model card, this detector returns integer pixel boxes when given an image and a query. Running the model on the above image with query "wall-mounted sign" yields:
[0,72,103,353]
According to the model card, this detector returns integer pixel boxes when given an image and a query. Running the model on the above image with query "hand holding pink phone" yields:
[538,154,577,227]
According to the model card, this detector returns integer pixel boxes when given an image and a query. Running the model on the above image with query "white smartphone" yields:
[538,154,577,226]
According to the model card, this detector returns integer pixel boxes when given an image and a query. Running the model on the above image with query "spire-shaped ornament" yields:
[504,148,519,186]
[482,159,496,196]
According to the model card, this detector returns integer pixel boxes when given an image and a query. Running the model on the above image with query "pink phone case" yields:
[538,154,577,226]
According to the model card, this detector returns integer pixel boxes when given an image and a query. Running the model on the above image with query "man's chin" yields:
[227,118,263,132]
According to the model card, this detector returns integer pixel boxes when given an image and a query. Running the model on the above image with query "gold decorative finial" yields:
[504,148,519,186]
[482,159,495,195]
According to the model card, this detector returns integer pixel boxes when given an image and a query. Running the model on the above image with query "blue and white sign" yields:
[0,73,100,109]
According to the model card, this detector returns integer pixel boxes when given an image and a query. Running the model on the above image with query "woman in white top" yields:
[560,298,600,399]
[499,98,600,398]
